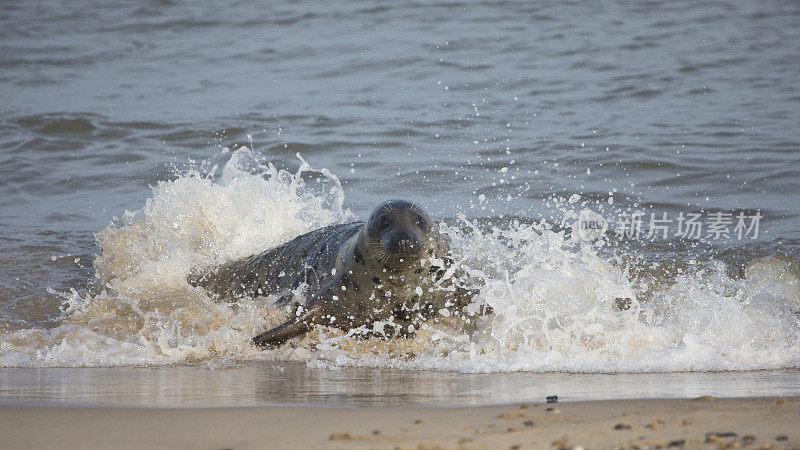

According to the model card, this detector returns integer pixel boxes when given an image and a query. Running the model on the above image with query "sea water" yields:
[0,147,797,374]
[1,0,799,403]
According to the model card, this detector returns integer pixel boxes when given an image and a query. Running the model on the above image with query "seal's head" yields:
[364,199,437,264]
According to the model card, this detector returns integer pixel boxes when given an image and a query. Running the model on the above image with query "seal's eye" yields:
[415,216,426,228]
[377,215,389,229]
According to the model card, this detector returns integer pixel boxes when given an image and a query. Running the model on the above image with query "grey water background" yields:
[1,0,800,334]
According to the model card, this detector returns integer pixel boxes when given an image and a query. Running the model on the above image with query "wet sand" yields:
[1,397,797,449]
[3,365,799,407]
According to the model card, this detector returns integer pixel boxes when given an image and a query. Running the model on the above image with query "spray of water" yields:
[1,148,798,371]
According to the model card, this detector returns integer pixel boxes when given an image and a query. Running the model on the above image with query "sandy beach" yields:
[1,397,797,449]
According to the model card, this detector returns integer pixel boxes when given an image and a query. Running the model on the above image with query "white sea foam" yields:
[1,148,798,371]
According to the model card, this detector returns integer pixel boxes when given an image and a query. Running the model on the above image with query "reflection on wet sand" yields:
[1,363,798,407]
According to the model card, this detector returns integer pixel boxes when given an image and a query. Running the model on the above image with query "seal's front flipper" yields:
[252,303,319,347]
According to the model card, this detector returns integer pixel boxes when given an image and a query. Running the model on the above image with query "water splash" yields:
[1,150,798,371]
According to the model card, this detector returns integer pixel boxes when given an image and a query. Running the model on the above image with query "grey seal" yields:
[188,200,481,347]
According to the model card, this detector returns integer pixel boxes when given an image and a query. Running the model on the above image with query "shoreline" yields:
[2,397,797,449]
[3,365,799,407]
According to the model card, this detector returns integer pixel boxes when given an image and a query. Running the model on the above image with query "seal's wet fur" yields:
[189,200,479,347]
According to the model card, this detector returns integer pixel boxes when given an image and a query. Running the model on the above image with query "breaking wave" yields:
[1,148,798,372]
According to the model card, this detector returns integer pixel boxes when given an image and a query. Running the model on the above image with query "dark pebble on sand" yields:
[705,431,742,445]
[667,439,685,447]
[523,420,535,427]
[776,435,788,441]
[614,423,632,430]
[706,431,738,440]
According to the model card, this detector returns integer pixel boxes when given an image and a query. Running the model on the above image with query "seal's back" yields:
[189,222,363,302]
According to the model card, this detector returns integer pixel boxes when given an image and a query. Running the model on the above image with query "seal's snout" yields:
[391,231,419,255]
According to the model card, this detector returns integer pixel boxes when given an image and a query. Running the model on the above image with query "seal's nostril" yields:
[394,232,417,253]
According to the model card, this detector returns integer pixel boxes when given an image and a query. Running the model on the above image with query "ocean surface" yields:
[1,0,799,398]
